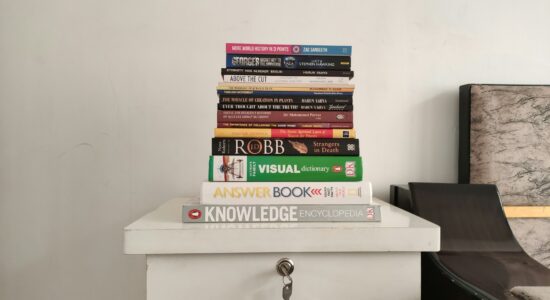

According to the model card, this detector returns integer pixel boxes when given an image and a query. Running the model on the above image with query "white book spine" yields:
[200,181,372,205]
[222,75,349,84]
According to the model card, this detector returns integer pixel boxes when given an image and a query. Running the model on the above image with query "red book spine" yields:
[217,111,352,123]
[270,129,334,138]
[217,122,353,129]
[226,43,292,55]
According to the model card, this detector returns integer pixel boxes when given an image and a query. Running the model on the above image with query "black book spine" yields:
[219,95,353,105]
[212,138,360,156]
[218,103,353,111]
[226,54,351,70]
[221,68,354,78]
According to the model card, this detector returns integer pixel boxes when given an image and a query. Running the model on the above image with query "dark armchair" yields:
[398,183,550,299]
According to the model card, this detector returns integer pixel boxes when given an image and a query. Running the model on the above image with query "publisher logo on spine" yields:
[292,45,301,54]
[188,209,202,220]
[345,161,356,177]
[366,207,375,220]
[284,56,296,69]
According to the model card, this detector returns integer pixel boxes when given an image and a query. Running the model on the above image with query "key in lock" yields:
[276,258,294,300]
[276,258,294,276]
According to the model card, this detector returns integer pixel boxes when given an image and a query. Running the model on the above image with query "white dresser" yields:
[124,198,440,300]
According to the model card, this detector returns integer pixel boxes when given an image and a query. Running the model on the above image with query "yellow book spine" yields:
[216,84,354,92]
[214,128,356,138]
[215,128,272,138]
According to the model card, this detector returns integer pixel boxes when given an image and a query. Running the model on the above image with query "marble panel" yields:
[470,85,550,205]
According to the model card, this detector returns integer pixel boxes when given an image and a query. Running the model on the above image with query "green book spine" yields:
[209,155,362,182]
[208,157,213,181]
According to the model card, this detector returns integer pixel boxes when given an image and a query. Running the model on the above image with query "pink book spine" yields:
[226,43,293,55]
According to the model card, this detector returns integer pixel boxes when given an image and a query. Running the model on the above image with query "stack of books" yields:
[183,43,380,223]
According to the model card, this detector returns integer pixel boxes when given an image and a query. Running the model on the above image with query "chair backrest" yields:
[459,84,550,206]
[409,182,522,252]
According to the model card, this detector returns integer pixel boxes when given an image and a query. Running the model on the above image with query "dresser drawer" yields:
[126,198,439,300]
[146,252,420,300]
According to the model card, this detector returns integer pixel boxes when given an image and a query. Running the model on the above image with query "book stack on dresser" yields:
[182,43,380,223]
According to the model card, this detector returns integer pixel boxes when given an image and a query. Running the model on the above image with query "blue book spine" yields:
[298,45,352,56]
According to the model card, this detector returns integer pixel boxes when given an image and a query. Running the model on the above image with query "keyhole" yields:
[276,258,294,276]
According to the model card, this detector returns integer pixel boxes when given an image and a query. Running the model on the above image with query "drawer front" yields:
[147,252,420,300]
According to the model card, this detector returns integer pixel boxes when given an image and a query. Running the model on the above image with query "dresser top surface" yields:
[124,197,440,254]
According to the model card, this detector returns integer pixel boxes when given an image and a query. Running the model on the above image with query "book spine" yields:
[212,138,359,156]
[209,155,362,182]
[217,90,353,96]
[226,54,351,70]
[217,122,353,129]
[200,182,372,205]
[219,95,352,105]
[223,74,349,84]
[217,83,354,93]
[183,204,379,223]
[222,68,354,78]
[226,43,352,56]
[214,128,356,138]
[218,103,353,111]
[217,111,353,123]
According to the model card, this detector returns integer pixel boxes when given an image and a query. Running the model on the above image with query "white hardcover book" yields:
[222,75,350,84]
[183,204,381,223]
[200,181,373,205]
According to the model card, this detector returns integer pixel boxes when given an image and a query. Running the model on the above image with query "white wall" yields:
[1,0,550,299]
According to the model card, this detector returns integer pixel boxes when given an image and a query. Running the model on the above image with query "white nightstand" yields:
[124,198,440,300]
